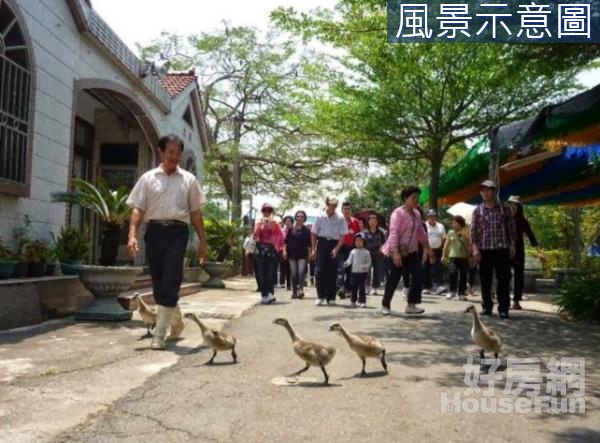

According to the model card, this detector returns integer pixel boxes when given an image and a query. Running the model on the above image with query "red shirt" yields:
[254,220,285,251]
[342,217,361,247]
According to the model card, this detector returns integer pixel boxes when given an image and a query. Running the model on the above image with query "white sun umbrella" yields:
[446,202,477,225]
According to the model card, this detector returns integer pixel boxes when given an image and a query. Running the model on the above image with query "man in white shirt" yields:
[126,134,208,350]
[310,197,348,306]
[424,209,447,294]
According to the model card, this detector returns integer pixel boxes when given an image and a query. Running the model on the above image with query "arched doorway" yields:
[70,79,161,264]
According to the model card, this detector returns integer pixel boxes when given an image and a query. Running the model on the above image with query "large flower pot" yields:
[28,262,47,277]
[12,262,29,278]
[61,259,83,275]
[46,262,57,276]
[75,265,142,321]
[182,267,202,283]
[0,261,16,279]
[203,262,227,288]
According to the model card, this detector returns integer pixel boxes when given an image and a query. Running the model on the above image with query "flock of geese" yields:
[134,292,504,385]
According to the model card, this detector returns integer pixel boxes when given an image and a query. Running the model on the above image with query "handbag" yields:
[255,242,277,260]
[244,237,257,254]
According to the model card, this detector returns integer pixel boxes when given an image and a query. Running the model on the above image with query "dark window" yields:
[0,0,31,189]
[183,105,194,128]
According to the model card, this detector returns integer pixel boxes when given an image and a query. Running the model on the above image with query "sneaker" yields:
[422,288,431,294]
[402,287,409,298]
[372,289,378,296]
[350,302,358,308]
[265,293,276,304]
[327,300,337,306]
[512,302,523,310]
[359,303,367,308]
[381,307,391,315]
[291,292,298,299]
[436,286,447,295]
[499,312,510,319]
[260,297,269,304]
[298,291,305,299]
[446,292,456,300]
[315,298,325,306]
[405,305,425,314]
[458,295,468,301]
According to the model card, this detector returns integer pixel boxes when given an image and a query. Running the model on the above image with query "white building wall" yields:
[0,0,204,244]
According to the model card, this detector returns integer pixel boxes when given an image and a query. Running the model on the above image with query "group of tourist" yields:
[247,179,540,320]
[124,134,541,351]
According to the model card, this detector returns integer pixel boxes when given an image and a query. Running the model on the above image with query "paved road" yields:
[53,286,600,443]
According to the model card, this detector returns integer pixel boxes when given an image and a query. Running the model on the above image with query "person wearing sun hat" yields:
[506,195,541,310]
[253,202,285,304]
[470,180,516,319]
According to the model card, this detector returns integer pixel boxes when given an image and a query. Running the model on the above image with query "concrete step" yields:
[117,282,203,310]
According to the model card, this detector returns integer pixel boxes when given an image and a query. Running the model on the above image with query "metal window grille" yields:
[0,1,31,185]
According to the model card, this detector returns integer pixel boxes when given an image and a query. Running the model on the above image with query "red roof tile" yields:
[159,70,197,98]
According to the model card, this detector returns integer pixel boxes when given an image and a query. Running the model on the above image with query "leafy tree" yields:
[140,26,348,221]
[272,1,600,210]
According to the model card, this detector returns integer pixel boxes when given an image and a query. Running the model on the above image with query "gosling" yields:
[184,313,238,364]
[133,292,156,339]
[329,323,387,375]
[465,305,503,360]
[273,318,336,385]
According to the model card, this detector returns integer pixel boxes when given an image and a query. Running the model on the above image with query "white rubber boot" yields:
[151,305,174,350]
[166,304,185,341]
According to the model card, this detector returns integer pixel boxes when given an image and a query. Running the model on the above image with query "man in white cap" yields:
[470,180,516,319]
[423,209,446,294]
[311,197,348,305]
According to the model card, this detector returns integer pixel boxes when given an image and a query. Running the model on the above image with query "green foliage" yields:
[348,162,431,218]
[554,268,600,324]
[140,26,339,215]
[52,178,131,266]
[0,237,14,262]
[271,3,600,209]
[52,225,91,261]
[528,248,574,278]
[11,214,32,261]
[51,178,131,229]
[23,240,50,264]
[204,218,244,263]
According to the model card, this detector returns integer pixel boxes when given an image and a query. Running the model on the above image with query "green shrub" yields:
[204,218,243,263]
[23,240,50,263]
[554,270,600,324]
[527,248,574,278]
[52,225,91,261]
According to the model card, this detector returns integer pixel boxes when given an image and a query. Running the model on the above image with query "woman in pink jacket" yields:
[253,202,285,304]
[381,186,434,315]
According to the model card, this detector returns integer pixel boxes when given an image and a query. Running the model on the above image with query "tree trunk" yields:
[428,152,443,211]
[571,207,582,268]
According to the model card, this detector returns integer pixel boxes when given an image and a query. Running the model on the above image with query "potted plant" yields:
[52,225,91,275]
[45,246,58,276]
[11,215,32,278]
[202,217,243,287]
[0,237,16,279]
[23,240,49,277]
[51,179,141,321]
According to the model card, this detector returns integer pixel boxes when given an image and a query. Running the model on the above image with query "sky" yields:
[93,0,599,216]
[92,0,336,50]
